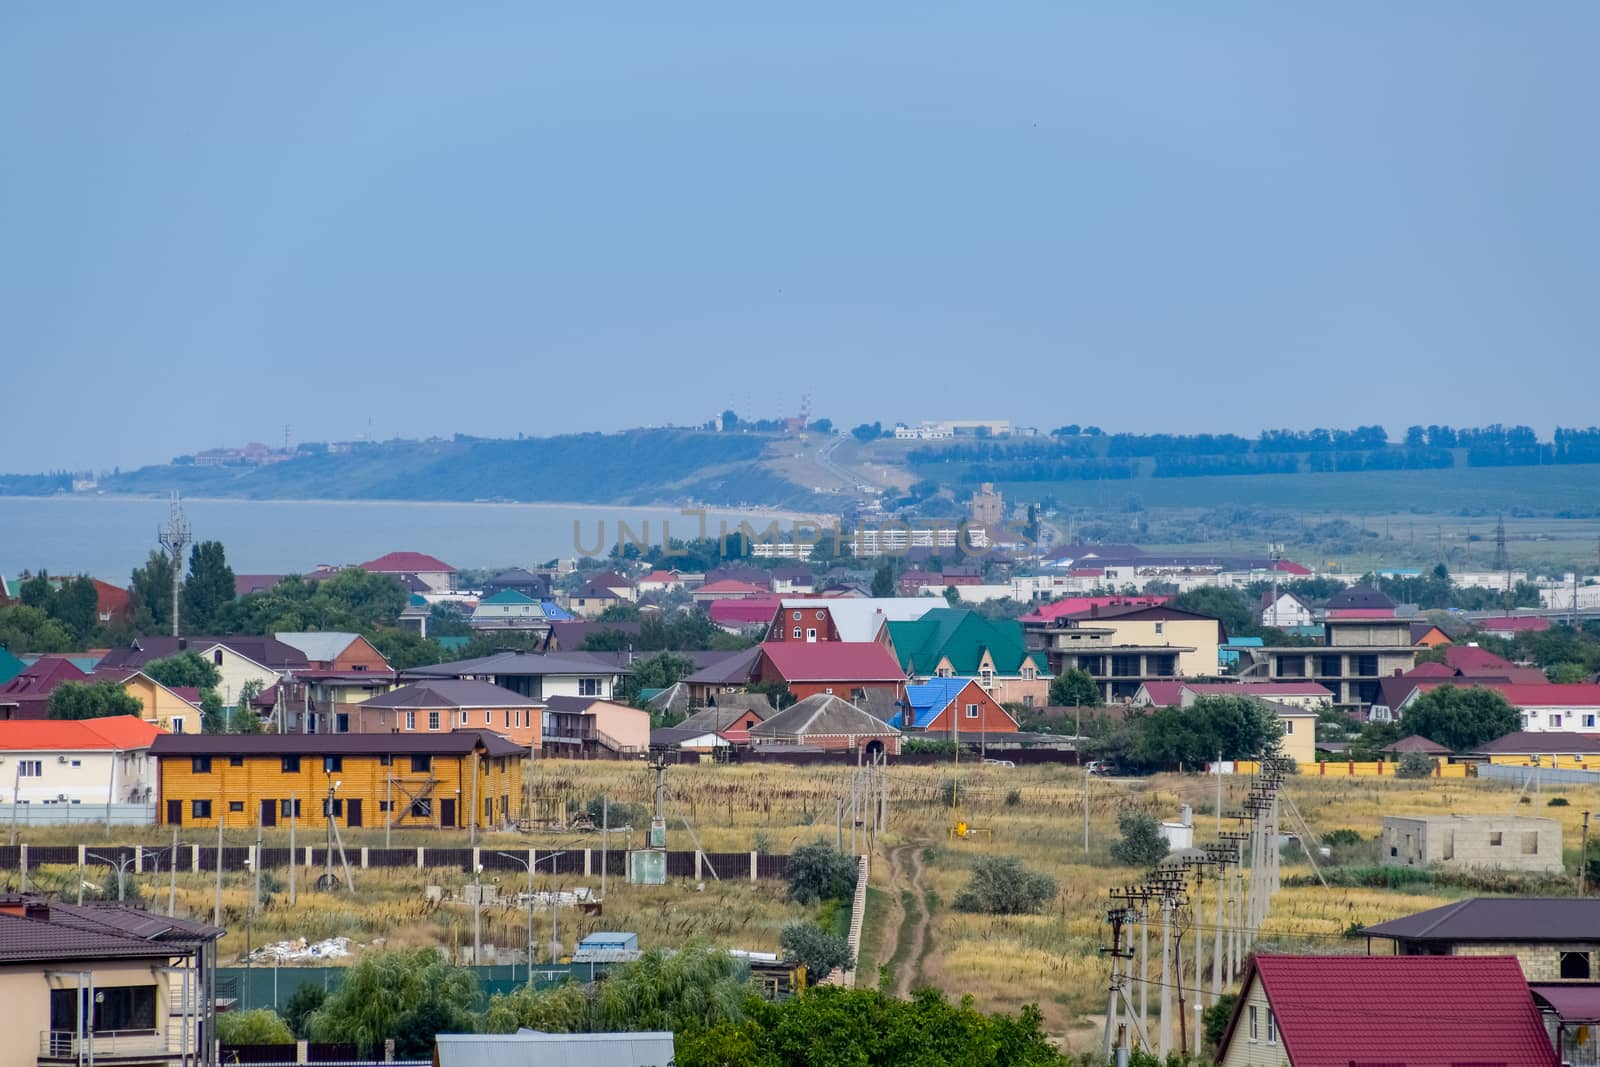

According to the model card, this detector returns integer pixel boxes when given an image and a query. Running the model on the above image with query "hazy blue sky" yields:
[4,4,1596,471]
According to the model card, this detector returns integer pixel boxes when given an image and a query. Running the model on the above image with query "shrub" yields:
[785,841,858,905]
[1203,993,1238,1054]
[1110,811,1170,868]
[283,984,327,1038]
[1549,797,1571,807]
[217,1008,294,1045]
[1005,789,1022,808]
[903,738,957,756]
[584,794,647,830]
[938,778,959,807]
[1394,752,1435,779]
[779,920,853,978]
[953,855,1058,915]
[1323,828,1363,847]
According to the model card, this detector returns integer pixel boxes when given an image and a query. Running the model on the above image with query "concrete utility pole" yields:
[213,812,224,927]
[169,826,178,917]
[288,793,296,906]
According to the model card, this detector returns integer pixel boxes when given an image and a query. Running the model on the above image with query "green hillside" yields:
[98,431,817,508]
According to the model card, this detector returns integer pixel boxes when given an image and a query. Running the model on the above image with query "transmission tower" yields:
[1493,515,1509,572]
[158,492,191,636]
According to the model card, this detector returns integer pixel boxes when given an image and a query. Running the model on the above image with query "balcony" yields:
[39,1030,175,1063]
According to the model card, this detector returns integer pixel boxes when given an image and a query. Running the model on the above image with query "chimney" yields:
[1090,604,1100,618]
[178,637,188,651]
[24,900,49,922]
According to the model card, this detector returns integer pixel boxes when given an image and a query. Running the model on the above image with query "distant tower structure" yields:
[158,492,191,637]
[1492,515,1510,572]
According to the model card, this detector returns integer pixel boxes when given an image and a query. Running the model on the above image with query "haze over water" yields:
[0,496,795,581]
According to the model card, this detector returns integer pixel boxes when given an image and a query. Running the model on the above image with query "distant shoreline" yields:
[0,493,837,526]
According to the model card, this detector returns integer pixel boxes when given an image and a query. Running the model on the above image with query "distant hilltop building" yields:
[970,482,1004,527]
[893,419,1011,440]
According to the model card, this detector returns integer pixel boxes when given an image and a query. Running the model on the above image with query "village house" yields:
[84,669,201,733]
[353,679,543,747]
[274,632,390,672]
[406,650,630,703]
[1259,591,1315,629]
[98,636,310,708]
[0,657,89,720]
[764,597,944,645]
[481,567,554,600]
[885,609,1048,708]
[565,572,637,617]
[749,694,900,757]
[358,551,457,592]
[151,730,525,831]
[1243,616,1417,709]
[1380,814,1562,874]
[893,678,1018,738]
[0,897,223,1067]
[1478,615,1554,640]
[1214,954,1556,1067]
[540,695,649,758]
[752,642,908,705]
[1024,603,1225,703]
[1364,898,1600,993]
[0,716,163,808]
[468,589,572,633]
[690,579,773,604]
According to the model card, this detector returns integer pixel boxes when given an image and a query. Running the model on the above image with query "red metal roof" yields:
[359,551,455,573]
[1018,595,1170,623]
[1445,644,1520,674]
[1489,682,1600,708]
[757,642,906,683]
[1138,681,1186,705]
[708,597,782,626]
[1221,954,1557,1067]
[1272,559,1313,575]
[693,579,772,595]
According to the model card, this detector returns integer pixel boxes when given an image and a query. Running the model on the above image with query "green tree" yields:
[128,550,175,633]
[144,651,223,692]
[1169,586,1254,637]
[1402,685,1520,752]
[0,604,74,654]
[779,921,852,978]
[282,984,327,1038]
[1350,718,1404,761]
[785,840,858,905]
[181,541,235,633]
[51,576,100,642]
[47,681,144,720]
[201,691,227,734]
[19,571,54,611]
[306,948,478,1057]
[618,651,699,704]
[871,563,895,599]
[1548,662,1590,684]
[952,855,1058,915]
[1131,695,1282,767]
[482,943,749,1036]
[1110,810,1170,868]
[365,628,445,670]
[217,1008,294,1045]
[1395,752,1435,778]
[1203,993,1238,1054]
[1048,668,1101,708]
[943,586,962,607]
[229,705,264,733]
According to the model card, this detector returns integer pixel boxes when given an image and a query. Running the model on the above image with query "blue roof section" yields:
[541,600,573,620]
[896,677,970,729]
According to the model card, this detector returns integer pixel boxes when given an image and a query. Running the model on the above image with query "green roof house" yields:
[884,608,1048,710]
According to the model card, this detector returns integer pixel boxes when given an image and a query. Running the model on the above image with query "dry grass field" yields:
[12,758,1595,1054]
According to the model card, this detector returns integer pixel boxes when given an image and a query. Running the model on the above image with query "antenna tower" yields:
[1493,515,1509,572]
[157,492,191,637]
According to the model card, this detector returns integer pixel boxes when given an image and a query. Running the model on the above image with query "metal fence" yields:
[0,843,788,881]
[0,803,156,827]
[1478,763,1600,787]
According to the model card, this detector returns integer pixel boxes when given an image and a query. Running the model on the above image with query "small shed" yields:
[1383,735,1452,757]
[749,693,901,756]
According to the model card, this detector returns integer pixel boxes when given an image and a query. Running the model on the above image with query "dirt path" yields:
[888,843,933,999]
